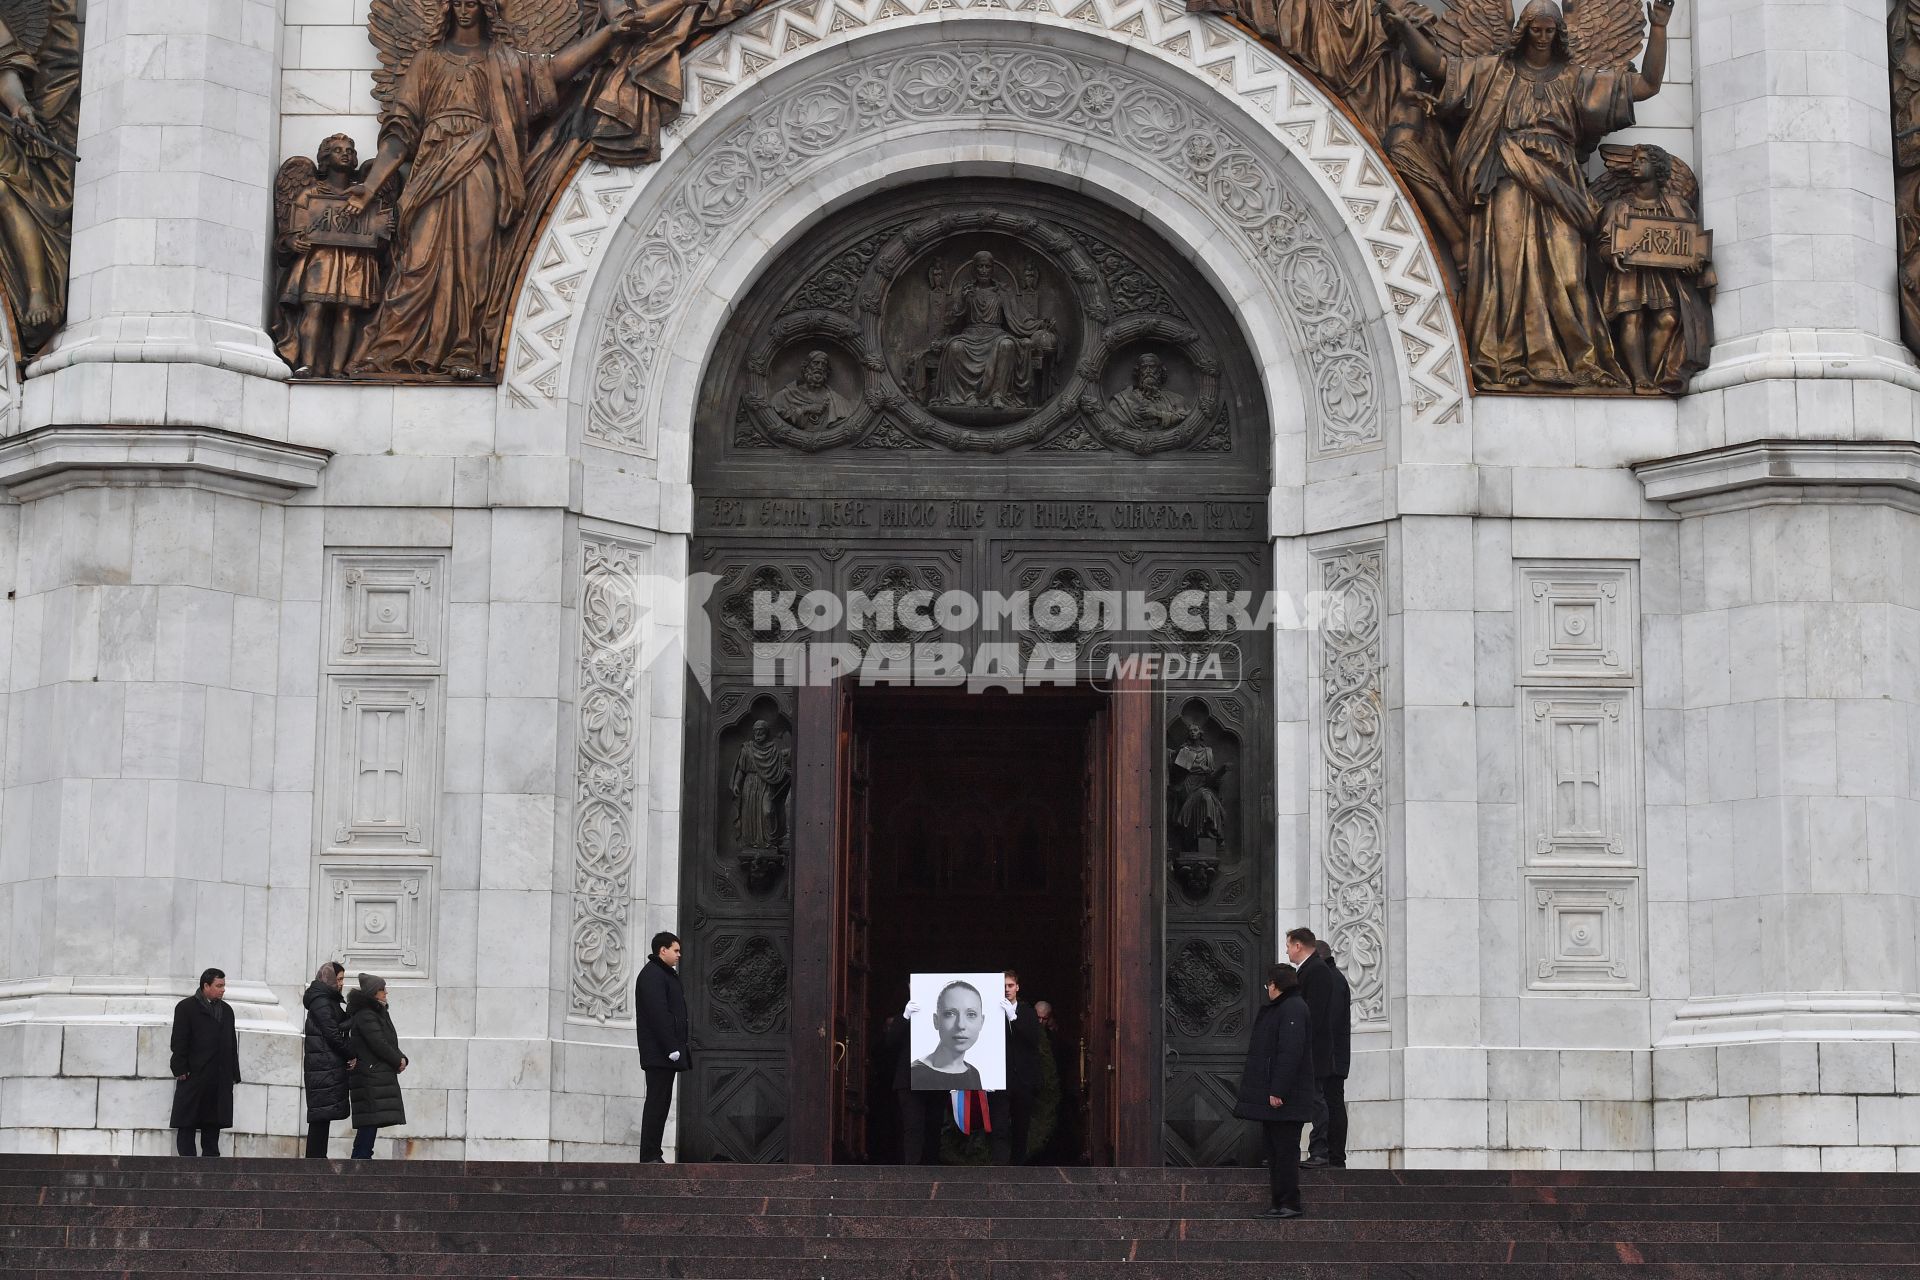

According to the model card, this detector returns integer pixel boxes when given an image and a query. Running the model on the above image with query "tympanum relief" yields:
[733,206,1228,455]
[1194,0,1714,395]
[273,0,760,382]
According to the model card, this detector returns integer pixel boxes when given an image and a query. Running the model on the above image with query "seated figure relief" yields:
[927,251,1057,412]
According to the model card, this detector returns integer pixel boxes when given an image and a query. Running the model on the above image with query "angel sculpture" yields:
[1186,0,1465,270]
[0,0,78,357]
[273,136,397,379]
[1591,143,1713,395]
[1379,0,1676,391]
[347,0,658,381]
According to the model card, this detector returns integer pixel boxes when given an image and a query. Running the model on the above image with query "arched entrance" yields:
[680,178,1272,1165]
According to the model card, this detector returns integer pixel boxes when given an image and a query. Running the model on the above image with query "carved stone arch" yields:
[510,0,1470,468]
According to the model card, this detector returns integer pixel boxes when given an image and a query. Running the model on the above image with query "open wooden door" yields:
[1080,676,1159,1165]
[789,678,873,1163]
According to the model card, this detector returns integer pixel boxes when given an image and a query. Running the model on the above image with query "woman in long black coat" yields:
[169,968,242,1157]
[345,973,407,1159]
[1234,962,1315,1218]
[301,962,355,1157]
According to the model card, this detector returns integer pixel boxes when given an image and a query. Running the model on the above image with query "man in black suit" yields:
[1284,927,1339,1169]
[634,931,690,1163]
[990,970,1042,1165]
[1312,938,1352,1167]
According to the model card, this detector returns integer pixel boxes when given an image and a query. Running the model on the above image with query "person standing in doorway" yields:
[1313,939,1352,1167]
[1285,927,1336,1169]
[635,931,690,1163]
[991,971,1041,1165]
[345,973,407,1158]
[169,968,242,1157]
[1234,963,1313,1219]
[884,985,938,1162]
[301,961,356,1158]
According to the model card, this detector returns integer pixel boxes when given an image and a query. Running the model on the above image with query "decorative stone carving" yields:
[1316,543,1386,1024]
[564,11,1463,458]
[1525,874,1641,991]
[324,676,440,850]
[1516,564,1635,682]
[0,0,79,360]
[319,862,433,979]
[571,533,646,1024]
[707,932,790,1034]
[328,552,446,667]
[1522,690,1637,867]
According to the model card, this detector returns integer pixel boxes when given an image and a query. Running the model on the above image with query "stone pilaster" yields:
[20,0,289,435]
[1686,0,1920,423]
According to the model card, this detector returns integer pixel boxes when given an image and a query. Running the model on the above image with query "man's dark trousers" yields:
[640,1067,677,1161]
[1308,1075,1347,1165]
[175,1126,221,1157]
[1262,1119,1304,1211]
[988,1088,1034,1165]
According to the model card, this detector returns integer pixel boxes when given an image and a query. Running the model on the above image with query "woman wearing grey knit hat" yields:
[345,972,407,1159]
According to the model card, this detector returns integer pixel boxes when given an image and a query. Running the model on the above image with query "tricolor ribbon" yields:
[950,1089,992,1134]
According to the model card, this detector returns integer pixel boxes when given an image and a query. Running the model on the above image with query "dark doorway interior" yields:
[856,690,1094,1164]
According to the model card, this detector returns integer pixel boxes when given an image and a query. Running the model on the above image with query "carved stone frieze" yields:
[570,533,646,1024]
[1316,543,1387,1024]
[551,1,1470,456]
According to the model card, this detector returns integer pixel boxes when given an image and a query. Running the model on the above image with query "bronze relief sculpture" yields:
[1893,0,1920,355]
[0,0,78,360]
[273,0,759,382]
[728,203,1237,454]
[1195,0,1714,395]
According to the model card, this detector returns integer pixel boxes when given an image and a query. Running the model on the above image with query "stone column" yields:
[1687,0,1920,423]
[21,0,289,433]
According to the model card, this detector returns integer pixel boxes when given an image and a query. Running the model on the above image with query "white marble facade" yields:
[0,0,1916,1169]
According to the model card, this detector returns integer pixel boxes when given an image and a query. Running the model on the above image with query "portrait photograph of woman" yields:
[907,972,1007,1092]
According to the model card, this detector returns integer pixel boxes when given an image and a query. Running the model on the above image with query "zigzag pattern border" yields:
[505,0,1466,440]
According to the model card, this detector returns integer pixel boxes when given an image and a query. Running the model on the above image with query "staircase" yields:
[5,1156,1918,1277]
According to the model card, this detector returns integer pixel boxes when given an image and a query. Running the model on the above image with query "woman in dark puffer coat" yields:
[345,972,407,1159]
[301,961,354,1157]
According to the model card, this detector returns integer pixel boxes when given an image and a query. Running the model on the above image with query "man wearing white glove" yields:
[635,931,690,1164]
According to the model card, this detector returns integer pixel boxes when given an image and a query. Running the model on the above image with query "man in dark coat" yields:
[301,961,355,1158]
[883,986,939,1163]
[1234,962,1314,1218]
[1313,939,1353,1167]
[989,970,1043,1166]
[635,931,690,1163]
[345,973,407,1158]
[169,967,242,1156]
[1286,927,1337,1169]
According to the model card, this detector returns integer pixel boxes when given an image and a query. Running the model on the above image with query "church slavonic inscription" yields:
[698,496,1261,537]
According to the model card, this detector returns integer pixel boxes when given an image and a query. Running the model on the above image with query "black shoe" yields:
[1261,1206,1303,1219]
[1300,1156,1331,1168]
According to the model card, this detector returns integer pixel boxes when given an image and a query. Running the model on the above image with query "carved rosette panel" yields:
[1317,544,1387,1025]
[570,535,646,1024]
[580,31,1425,457]
[1165,937,1247,1039]
[706,932,792,1034]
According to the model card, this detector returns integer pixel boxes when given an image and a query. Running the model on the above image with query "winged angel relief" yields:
[1197,0,1711,394]
[274,0,756,382]
[0,0,78,360]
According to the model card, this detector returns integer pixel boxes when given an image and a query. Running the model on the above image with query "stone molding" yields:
[1633,439,1920,514]
[0,978,290,1032]
[1687,329,1920,396]
[1657,992,1920,1047]
[513,0,1466,460]
[28,315,291,382]
[0,425,329,501]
